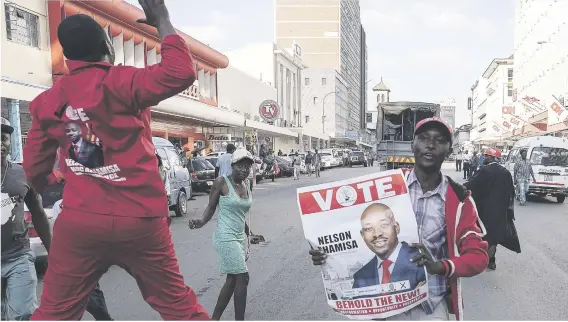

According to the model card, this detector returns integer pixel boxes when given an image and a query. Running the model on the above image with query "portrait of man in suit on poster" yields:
[65,122,104,168]
[352,203,426,296]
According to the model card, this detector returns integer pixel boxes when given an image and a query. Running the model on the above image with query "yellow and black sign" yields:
[386,156,416,163]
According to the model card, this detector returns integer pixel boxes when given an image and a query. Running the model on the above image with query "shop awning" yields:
[357,141,373,148]
[1,77,49,102]
[244,120,297,138]
[156,95,245,127]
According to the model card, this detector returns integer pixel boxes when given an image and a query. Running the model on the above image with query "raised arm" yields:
[114,0,196,110]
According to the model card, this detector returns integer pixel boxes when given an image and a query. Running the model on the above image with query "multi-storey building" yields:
[301,69,348,139]
[359,24,368,130]
[470,57,514,145]
[439,98,456,131]
[1,0,52,162]
[275,0,365,142]
[511,0,568,138]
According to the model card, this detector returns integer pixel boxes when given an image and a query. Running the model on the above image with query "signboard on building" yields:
[259,100,280,122]
[207,133,232,141]
[345,131,359,139]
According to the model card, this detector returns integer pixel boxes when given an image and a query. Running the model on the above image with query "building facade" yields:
[439,99,456,131]
[1,0,52,162]
[359,25,368,130]
[470,57,515,145]
[301,69,348,139]
[275,0,364,135]
[510,0,568,138]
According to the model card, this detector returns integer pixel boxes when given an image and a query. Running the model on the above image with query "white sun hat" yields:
[231,148,254,164]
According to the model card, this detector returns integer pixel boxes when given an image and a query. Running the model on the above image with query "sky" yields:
[126,0,516,128]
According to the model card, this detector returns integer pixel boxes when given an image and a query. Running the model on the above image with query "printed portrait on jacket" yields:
[65,122,104,168]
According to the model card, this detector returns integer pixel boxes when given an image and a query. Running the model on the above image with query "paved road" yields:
[37,163,568,320]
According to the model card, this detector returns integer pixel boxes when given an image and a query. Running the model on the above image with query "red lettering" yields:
[395,294,403,302]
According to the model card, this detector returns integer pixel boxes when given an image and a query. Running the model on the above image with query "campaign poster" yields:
[297,169,428,320]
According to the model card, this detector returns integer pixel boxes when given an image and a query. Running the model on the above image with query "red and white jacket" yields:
[402,169,488,320]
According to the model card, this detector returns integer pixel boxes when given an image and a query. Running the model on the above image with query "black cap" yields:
[58,14,107,61]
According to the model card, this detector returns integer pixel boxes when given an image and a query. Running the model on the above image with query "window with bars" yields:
[4,4,39,48]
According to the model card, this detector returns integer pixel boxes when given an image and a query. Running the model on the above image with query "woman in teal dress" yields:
[189,149,254,321]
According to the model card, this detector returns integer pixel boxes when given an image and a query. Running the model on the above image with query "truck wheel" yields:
[557,195,566,204]
[175,191,187,217]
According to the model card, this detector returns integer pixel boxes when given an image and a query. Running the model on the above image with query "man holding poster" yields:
[307,118,488,321]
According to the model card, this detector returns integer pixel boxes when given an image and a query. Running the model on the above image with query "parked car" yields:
[205,156,218,167]
[153,137,192,216]
[188,157,216,193]
[349,151,368,167]
[276,156,294,177]
[206,151,225,157]
[320,152,335,170]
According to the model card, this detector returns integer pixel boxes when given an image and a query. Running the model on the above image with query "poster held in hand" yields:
[297,169,428,320]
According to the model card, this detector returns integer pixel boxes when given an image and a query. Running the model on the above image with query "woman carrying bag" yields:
[189,149,263,321]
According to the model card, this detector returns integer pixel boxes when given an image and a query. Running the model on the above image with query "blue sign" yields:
[345,131,359,138]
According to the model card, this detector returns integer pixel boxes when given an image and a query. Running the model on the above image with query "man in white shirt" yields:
[215,144,235,178]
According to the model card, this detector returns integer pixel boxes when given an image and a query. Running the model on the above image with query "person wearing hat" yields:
[464,147,520,271]
[1,117,52,320]
[310,117,488,321]
[189,149,261,321]
[21,1,208,320]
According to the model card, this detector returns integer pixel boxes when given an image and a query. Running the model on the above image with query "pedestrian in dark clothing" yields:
[465,147,520,270]
[469,152,479,179]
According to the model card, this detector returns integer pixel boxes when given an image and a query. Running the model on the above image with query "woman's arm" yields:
[190,177,224,228]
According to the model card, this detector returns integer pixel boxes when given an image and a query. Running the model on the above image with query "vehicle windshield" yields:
[192,159,215,171]
[352,152,364,156]
[530,147,568,167]
[321,153,332,157]
[206,158,218,167]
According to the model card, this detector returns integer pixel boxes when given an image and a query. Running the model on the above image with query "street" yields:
[37,163,568,321]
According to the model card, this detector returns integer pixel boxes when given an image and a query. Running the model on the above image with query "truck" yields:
[376,101,441,169]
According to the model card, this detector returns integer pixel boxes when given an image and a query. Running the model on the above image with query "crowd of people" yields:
[0,0,530,321]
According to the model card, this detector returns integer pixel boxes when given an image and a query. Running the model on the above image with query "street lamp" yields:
[322,91,338,134]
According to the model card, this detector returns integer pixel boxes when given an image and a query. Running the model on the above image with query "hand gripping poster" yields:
[297,169,428,320]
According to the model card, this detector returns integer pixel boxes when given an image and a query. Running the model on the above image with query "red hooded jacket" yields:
[402,169,488,320]
[23,34,195,218]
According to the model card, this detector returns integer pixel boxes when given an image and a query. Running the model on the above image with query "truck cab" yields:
[376,102,441,169]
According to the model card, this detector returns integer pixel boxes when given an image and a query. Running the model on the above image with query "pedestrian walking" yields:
[513,150,536,206]
[1,117,52,321]
[469,152,479,179]
[464,147,520,271]
[305,151,314,176]
[455,151,462,172]
[314,149,322,178]
[22,1,209,319]
[292,152,301,180]
[462,151,470,180]
[310,117,488,321]
[216,144,235,178]
[189,149,257,321]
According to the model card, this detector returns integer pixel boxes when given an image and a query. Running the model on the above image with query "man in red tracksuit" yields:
[22,1,209,320]
[310,118,488,320]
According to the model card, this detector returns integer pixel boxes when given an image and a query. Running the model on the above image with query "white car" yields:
[320,153,335,169]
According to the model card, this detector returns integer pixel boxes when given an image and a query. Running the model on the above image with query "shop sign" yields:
[207,133,232,141]
[259,100,280,122]
[345,131,359,139]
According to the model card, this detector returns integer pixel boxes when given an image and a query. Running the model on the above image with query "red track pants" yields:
[31,208,209,320]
